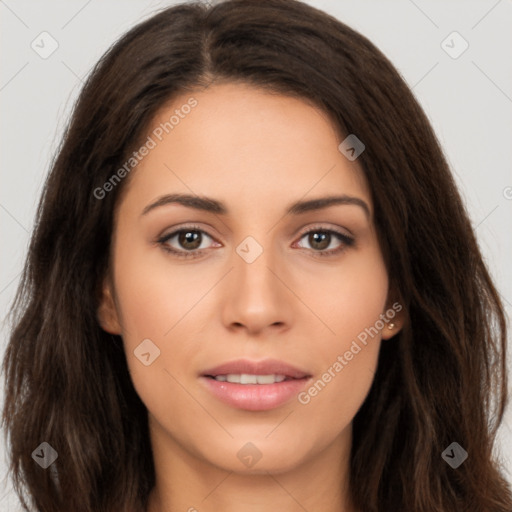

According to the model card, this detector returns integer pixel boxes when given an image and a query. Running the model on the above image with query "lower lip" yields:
[200,376,310,411]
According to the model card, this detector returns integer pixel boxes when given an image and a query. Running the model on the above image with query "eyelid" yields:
[156,224,218,256]
[293,224,355,256]
[294,223,353,240]
[157,223,355,259]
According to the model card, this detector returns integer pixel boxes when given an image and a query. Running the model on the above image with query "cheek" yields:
[295,246,388,425]
[111,233,203,342]
[110,241,204,397]
[113,260,206,439]
[305,243,389,348]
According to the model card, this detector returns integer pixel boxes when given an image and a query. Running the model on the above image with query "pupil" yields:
[179,231,201,250]
[311,232,329,250]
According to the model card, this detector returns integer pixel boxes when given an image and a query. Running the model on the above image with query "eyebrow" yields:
[141,193,370,219]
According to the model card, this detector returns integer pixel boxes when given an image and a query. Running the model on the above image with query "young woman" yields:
[2,1,511,511]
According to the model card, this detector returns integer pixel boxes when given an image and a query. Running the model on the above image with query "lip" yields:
[200,358,312,411]
[201,358,311,379]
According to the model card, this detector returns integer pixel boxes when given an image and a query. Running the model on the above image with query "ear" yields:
[380,288,406,341]
[97,276,122,335]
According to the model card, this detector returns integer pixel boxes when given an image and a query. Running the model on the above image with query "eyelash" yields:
[157,224,355,260]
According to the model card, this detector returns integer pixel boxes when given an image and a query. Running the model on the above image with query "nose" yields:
[220,241,294,336]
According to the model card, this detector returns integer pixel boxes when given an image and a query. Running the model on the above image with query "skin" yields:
[98,82,405,512]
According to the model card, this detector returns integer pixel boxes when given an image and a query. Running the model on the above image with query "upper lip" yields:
[201,358,311,379]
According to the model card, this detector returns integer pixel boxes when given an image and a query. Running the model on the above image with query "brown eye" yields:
[158,226,217,259]
[158,225,354,260]
[307,231,331,251]
[295,227,355,257]
[177,230,202,250]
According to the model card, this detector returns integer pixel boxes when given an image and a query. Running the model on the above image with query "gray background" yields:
[1,0,511,509]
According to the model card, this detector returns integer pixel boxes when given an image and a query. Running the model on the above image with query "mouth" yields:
[199,359,312,411]
[204,373,294,384]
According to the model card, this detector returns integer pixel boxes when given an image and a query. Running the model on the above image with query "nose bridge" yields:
[233,232,280,297]
[221,230,292,333]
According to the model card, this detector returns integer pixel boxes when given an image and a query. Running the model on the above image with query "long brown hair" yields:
[2,1,511,511]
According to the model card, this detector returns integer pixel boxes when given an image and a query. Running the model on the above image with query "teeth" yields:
[240,374,256,384]
[213,374,287,384]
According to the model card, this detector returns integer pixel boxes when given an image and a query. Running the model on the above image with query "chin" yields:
[202,436,312,475]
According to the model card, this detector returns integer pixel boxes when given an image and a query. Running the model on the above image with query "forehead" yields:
[120,82,371,217]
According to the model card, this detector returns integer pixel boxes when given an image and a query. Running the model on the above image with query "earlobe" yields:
[97,278,122,335]
[381,292,406,340]
[381,319,402,340]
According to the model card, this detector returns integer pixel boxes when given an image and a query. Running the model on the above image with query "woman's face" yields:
[99,82,402,474]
